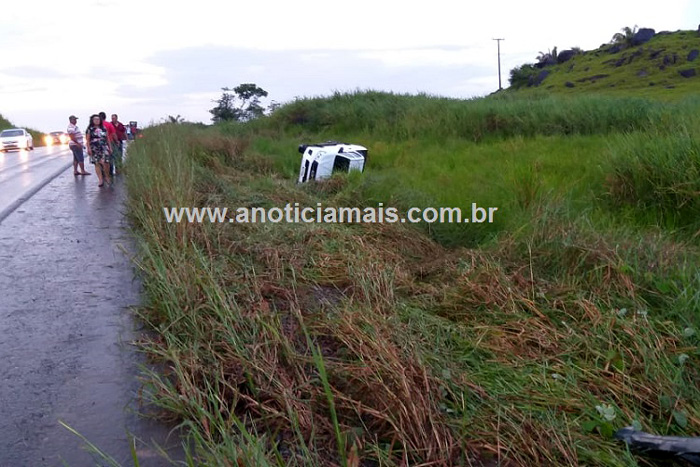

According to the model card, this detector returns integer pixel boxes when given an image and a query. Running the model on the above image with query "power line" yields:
[493,38,505,90]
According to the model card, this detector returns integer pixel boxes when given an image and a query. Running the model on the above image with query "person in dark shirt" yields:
[111,114,127,143]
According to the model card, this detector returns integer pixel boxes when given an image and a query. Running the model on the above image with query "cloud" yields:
[0,66,68,79]
[0,85,49,95]
[356,45,491,68]
[112,46,492,123]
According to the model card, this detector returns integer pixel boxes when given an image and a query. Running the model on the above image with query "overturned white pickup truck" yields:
[297,141,368,183]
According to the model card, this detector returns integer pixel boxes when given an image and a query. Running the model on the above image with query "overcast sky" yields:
[1,1,698,132]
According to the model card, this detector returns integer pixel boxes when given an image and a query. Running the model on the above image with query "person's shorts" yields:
[70,144,84,164]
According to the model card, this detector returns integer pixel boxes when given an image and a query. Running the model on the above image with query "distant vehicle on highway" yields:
[297,141,367,183]
[44,131,70,146]
[0,128,34,152]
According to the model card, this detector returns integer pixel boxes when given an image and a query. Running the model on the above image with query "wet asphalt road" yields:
[0,166,182,465]
[0,146,73,220]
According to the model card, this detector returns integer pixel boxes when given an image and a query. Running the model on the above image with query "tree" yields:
[611,25,638,45]
[536,46,558,66]
[509,63,538,89]
[210,88,240,122]
[209,83,269,123]
[267,100,281,114]
[167,114,185,123]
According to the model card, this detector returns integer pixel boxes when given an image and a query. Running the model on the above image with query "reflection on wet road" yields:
[0,146,73,220]
[0,169,182,465]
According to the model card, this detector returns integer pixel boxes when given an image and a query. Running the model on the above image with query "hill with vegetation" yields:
[0,113,14,130]
[507,27,700,98]
[121,55,700,465]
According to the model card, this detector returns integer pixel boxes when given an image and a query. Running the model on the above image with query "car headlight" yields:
[44,136,53,146]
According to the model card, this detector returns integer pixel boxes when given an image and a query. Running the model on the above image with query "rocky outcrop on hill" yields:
[557,49,578,64]
[577,74,609,83]
[649,49,664,59]
[632,28,656,46]
[663,54,679,66]
[535,57,557,68]
[609,44,624,54]
[529,70,551,86]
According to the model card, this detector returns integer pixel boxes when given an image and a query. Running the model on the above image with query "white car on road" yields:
[0,128,34,152]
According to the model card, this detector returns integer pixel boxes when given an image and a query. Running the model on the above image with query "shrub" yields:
[509,63,539,89]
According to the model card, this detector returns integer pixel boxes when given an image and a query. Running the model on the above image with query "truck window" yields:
[309,161,318,180]
[332,156,350,173]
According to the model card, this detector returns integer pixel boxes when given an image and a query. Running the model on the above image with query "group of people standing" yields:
[66,112,128,187]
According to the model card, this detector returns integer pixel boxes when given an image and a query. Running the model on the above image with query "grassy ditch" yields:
[126,92,700,466]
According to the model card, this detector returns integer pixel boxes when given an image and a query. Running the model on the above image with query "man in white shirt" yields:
[67,115,90,176]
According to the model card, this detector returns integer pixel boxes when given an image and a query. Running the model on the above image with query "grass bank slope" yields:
[125,91,700,466]
[0,113,14,129]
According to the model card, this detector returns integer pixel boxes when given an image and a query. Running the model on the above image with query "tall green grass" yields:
[234,91,689,143]
[220,92,700,246]
[606,127,700,231]
[123,92,700,466]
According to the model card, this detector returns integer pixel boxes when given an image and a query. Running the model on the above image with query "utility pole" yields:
[493,38,504,90]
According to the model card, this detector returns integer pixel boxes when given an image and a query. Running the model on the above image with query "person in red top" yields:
[99,111,117,141]
[99,111,119,176]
